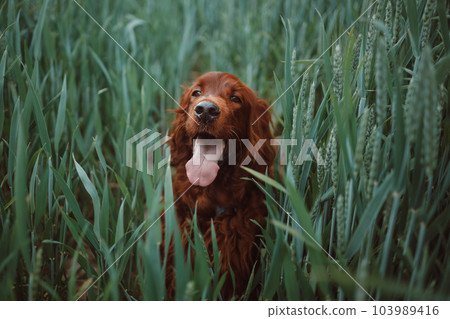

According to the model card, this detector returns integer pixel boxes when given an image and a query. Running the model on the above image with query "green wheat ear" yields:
[393,0,402,44]
[367,126,380,199]
[336,194,346,258]
[363,107,376,177]
[333,44,343,100]
[354,109,370,176]
[365,14,378,89]
[405,45,441,176]
[375,39,388,128]
[300,71,310,129]
[303,81,315,138]
[290,49,297,80]
[404,59,420,146]
[420,0,437,50]
[325,126,336,172]
[352,34,362,74]
[420,46,441,177]
[366,107,375,141]
[384,0,393,51]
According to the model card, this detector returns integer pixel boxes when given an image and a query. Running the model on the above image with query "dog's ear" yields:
[248,96,275,171]
[169,88,192,167]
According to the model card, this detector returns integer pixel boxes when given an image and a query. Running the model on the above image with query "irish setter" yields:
[162,72,275,300]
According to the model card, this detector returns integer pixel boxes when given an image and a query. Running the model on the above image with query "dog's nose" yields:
[194,101,221,123]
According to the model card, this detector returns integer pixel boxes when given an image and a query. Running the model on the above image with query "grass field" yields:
[0,0,449,301]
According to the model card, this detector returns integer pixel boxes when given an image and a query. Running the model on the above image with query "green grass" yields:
[0,0,449,300]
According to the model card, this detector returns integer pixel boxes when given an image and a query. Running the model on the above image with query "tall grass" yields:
[0,0,449,300]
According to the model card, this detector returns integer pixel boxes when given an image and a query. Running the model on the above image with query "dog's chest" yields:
[194,184,241,212]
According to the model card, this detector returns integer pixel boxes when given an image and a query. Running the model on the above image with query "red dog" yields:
[163,72,275,299]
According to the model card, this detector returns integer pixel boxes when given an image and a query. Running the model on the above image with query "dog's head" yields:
[170,72,275,186]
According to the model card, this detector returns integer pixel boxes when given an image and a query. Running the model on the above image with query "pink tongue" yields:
[185,139,224,187]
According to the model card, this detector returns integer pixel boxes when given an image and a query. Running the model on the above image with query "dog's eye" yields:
[230,95,241,103]
[192,90,202,97]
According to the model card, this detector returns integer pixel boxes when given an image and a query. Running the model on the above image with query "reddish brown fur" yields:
[161,72,275,300]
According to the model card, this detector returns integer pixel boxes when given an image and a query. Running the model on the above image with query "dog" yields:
[162,71,275,299]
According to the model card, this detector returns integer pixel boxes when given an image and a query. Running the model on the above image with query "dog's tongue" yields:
[185,139,224,187]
